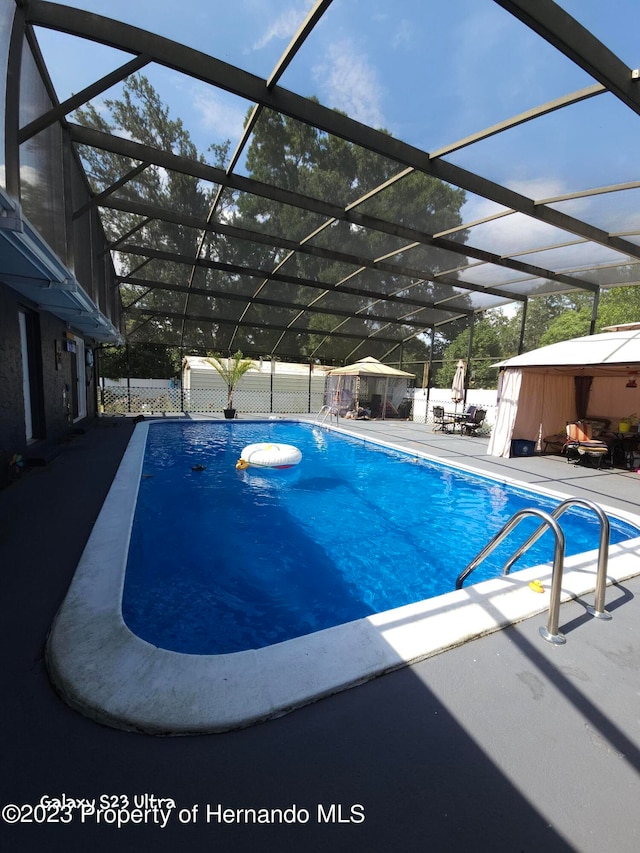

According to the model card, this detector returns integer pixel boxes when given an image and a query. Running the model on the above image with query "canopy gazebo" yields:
[325,358,415,419]
[488,326,640,458]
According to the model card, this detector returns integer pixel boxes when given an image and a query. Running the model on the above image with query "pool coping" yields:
[46,418,640,734]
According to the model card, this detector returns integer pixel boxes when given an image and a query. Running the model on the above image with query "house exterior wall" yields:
[0,283,25,456]
[1,7,121,487]
[0,281,98,485]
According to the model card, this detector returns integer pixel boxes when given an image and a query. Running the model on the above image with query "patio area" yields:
[2,415,640,852]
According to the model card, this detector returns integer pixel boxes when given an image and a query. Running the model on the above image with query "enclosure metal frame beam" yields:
[19,0,640,359]
[74,127,598,296]
[27,2,640,264]
[117,245,472,318]
[103,195,517,304]
[18,54,151,143]
[125,307,402,345]
[493,0,640,116]
[120,276,439,332]
[266,0,333,89]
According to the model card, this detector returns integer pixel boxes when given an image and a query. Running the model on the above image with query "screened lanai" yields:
[4,0,640,368]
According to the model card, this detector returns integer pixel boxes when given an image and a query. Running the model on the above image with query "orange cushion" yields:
[566,422,591,442]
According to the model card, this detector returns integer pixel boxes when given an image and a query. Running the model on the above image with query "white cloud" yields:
[456,176,636,283]
[312,38,385,128]
[508,177,573,205]
[392,19,414,51]
[457,178,571,264]
[191,88,247,144]
[252,6,307,51]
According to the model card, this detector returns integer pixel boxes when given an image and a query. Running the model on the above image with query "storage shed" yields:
[182,357,331,414]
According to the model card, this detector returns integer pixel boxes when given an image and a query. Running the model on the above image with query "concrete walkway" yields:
[2,416,640,852]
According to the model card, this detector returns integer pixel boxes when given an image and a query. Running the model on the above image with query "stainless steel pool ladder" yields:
[455,498,611,645]
[315,404,338,426]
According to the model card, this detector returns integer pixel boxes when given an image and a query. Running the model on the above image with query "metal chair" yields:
[462,408,486,436]
[432,405,453,432]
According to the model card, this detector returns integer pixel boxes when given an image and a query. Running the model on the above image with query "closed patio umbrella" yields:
[451,359,466,413]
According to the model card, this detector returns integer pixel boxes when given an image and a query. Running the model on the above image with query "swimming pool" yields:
[46,418,640,734]
[123,421,640,655]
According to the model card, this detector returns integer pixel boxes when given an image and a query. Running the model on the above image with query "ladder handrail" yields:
[314,405,338,426]
[456,508,565,592]
[456,508,567,643]
[455,498,613,644]
[503,498,610,619]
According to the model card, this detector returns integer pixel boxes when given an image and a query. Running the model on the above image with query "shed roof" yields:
[183,355,331,375]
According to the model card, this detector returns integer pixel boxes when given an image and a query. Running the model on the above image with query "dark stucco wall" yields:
[0,284,25,456]
[0,282,98,482]
[40,310,73,440]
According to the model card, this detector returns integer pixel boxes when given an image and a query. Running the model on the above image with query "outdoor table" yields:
[606,432,640,469]
[444,411,467,433]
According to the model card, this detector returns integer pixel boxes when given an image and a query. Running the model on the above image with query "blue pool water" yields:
[122,421,640,655]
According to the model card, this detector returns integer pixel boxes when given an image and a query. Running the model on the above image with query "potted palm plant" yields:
[205,351,255,418]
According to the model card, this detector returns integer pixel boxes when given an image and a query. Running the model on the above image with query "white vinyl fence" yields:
[413,388,498,431]
[99,383,324,416]
[100,380,498,426]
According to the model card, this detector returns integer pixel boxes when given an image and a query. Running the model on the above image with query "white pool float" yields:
[236,442,302,470]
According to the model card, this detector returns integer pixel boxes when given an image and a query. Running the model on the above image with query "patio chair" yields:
[462,408,486,436]
[542,432,566,454]
[370,394,383,419]
[432,405,453,432]
[563,421,609,468]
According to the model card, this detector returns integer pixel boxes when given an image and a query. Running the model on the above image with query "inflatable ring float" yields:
[236,442,302,470]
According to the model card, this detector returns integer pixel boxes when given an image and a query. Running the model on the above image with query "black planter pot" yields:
[223,408,236,419]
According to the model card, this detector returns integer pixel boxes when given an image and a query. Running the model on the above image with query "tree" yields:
[597,285,640,328]
[98,343,182,379]
[437,314,506,389]
[80,81,469,367]
[231,107,470,361]
[536,284,640,346]
[75,75,230,352]
[539,308,592,346]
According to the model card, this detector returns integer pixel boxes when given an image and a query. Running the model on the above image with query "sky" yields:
[31,0,640,262]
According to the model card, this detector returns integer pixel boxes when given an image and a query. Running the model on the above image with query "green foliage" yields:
[523,293,591,350]
[539,308,592,346]
[437,314,506,389]
[73,74,640,384]
[533,285,640,347]
[98,344,181,379]
[596,285,640,329]
[233,107,470,361]
[205,352,255,409]
[75,75,230,351]
[77,80,468,367]
[435,286,640,384]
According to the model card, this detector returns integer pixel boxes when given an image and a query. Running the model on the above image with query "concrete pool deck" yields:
[2,414,640,851]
